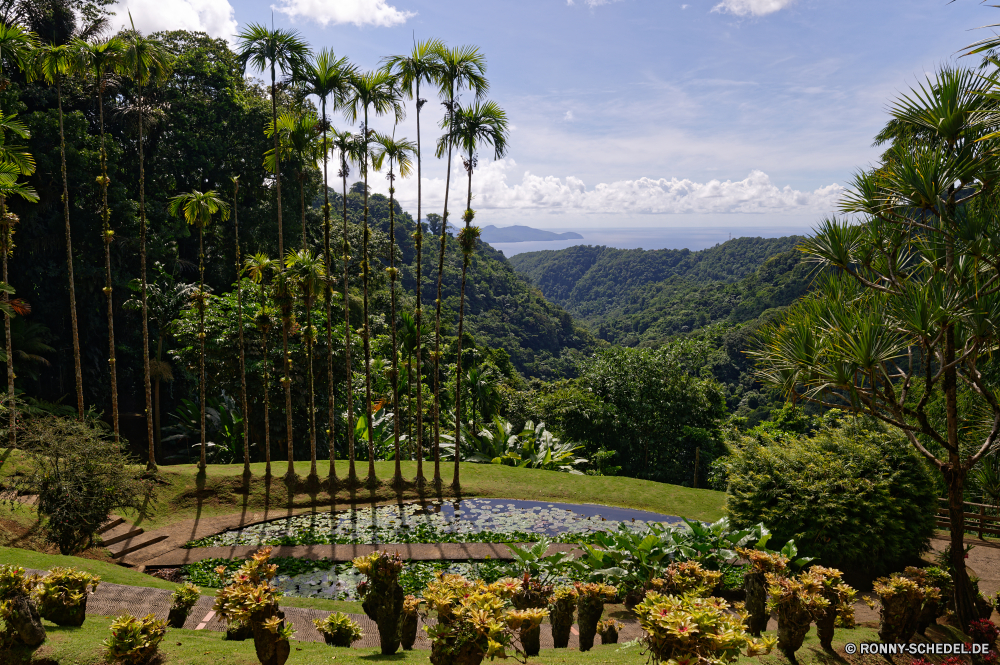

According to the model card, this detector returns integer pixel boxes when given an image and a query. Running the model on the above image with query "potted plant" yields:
[511,574,552,657]
[313,612,363,647]
[401,595,421,650]
[598,618,623,644]
[167,582,200,628]
[766,570,830,661]
[648,560,723,598]
[103,613,167,665]
[34,567,100,627]
[809,566,856,650]
[906,566,950,635]
[353,550,405,655]
[548,585,577,649]
[736,548,788,636]
[0,565,45,649]
[873,573,939,644]
[575,582,618,652]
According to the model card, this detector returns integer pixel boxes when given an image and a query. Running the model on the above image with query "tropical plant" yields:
[264,110,322,250]
[736,548,789,636]
[511,574,553,656]
[286,249,326,476]
[597,618,623,645]
[548,586,577,649]
[401,595,421,650]
[103,613,167,665]
[168,190,230,470]
[313,612,362,647]
[122,22,173,471]
[33,567,99,627]
[809,566,856,650]
[163,395,245,465]
[383,39,444,486]
[0,564,44,649]
[506,538,575,585]
[872,573,939,645]
[353,406,395,461]
[648,561,722,598]
[238,23,310,481]
[231,177,250,475]
[168,582,200,628]
[297,48,355,480]
[575,582,617,652]
[73,35,126,442]
[373,131,416,484]
[766,570,831,660]
[246,253,279,475]
[353,550,405,654]
[345,69,404,484]
[430,43,488,486]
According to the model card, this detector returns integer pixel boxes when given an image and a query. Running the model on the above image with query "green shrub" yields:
[722,419,937,574]
[167,582,201,628]
[103,613,167,665]
[33,567,100,627]
[0,565,44,649]
[313,612,362,647]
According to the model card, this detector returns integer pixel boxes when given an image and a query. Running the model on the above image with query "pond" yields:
[185,498,685,548]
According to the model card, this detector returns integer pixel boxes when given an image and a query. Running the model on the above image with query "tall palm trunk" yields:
[154,335,163,460]
[388,170,402,484]
[234,183,250,475]
[342,164,356,482]
[56,75,84,420]
[406,349,413,460]
[2,198,14,449]
[413,79,425,484]
[306,289,317,476]
[322,106,336,483]
[432,85,457,484]
[300,171,307,250]
[260,281,272,477]
[453,151,475,488]
[198,227,207,469]
[97,85,119,441]
[137,77,155,471]
[270,62,294,479]
[362,112,376,482]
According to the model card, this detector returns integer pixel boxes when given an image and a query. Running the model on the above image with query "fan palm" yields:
[122,21,172,471]
[73,35,126,442]
[168,190,230,471]
[383,38,444,484]
[238,24,310,478]
[231,176,251,475]
[0,160,38,449]
[437,100,508,486]
[286,249,326,477]
[345,69,404,483]
[297,48,355,480]
[373,133,416,484]
[330,128,361,481]
[246,253,279,477]
[430,44,488,485]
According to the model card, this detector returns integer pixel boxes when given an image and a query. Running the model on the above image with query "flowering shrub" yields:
[167,582,200,628]
[353,551,405,654]
[737,548,788,636]
[212,547,294,665]
[766,570,830,659]
[970,619,999,649]
[635,592,774,665]
[313,612,363,647]
[873,573,939,644]
[33,567,100,628]
[649,561,723,598]
[102,613,167,665]
[575,582,618,652]
[549,585,578,649]
[0,565,44,648]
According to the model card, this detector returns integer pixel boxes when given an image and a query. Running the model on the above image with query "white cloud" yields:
[681,4,689,9]
[272,0,414,27]
[109,0,237,40]
[711,0,795,17]
[391,160,843,216]
[567,0,624,7]
[563,110,574,121]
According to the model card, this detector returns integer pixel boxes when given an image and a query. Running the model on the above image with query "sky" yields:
[105,0,1000,232]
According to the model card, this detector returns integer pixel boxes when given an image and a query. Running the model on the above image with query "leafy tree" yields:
[285,248,325,477]
[752,66,1000,629]
[246,253,279,475]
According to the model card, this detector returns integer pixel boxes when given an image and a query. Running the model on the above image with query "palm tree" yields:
[265,110,322,251]
[73,35,126,442]
[383,38,444,485]
[430,44,488,484]
[246,253,279,477]
[297,49,355,481]
[0,159,38,449]
[438,101,508,487]
[330,128,360,482]
[0,23,35,87]
[232,176,250,476]
[30,43,86,420]
[345,69,404,483]
[373,133,416,484]
[238,24,310,479]
[168,190,230,471]
[286,249,326,477]
[122,22,172,472]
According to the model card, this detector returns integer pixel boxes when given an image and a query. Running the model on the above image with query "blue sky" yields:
[111,0,997,231]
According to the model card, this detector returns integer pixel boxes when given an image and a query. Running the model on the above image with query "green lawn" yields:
[116,459,726,532]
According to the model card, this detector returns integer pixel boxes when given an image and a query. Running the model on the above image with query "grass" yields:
[108,459,725,533]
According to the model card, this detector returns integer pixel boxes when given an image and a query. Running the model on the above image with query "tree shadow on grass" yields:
[358,653,406,661]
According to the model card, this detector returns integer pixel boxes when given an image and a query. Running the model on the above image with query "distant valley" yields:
[480,225,584,243]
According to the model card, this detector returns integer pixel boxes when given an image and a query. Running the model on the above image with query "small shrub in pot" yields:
[736,548,788,636]
[904,566,951,635]
[103,613,167,665]
[809,566,856,650]
[510,574,552,657]
[873,573,938,644]
[167,582,200,628]
[548,586,577,649]
[400,595,421,650]
[575,582,618,652]
[313,612,363,647]
[33,567,100,627]
[765,570,830,660]
[353,550,405,655]
[598,618,623,644]
[0,565,45,649]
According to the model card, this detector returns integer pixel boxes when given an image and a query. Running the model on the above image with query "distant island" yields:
[480,225,584,243]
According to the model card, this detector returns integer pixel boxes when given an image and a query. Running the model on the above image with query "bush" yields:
[6,416,155,554]
[167,582,200,628]
[353,551,405,655]
[34,567,100,627]
[0,565,44,649]
[634,592,774,665]
[649,561,723,598]
[873,573,939,644]
[103,613,167,665]
[766,570,830,659]
[723,419,937,575]
[313,612,363,647]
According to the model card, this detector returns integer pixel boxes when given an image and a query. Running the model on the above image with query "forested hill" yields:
[509,237,811,347]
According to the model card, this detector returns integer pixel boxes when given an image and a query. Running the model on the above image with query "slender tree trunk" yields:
[433,84,456,485]
[235,182,250,475]
[407,354,413,460]
[261,283,272,477]
[307,293,317,477]
[97,88,119,442]
[362,110,376,483]
[453,161,474,488]
[300,172,307,251]
[198,227,207,470]
[2,198,13,449]
[155,336,162,461]
[414,79,425,484]
[389,172,402,484]
[137,78,155,472]
[322,98,336,483]
[57,76,84,421]
[271,65,294,480]
[342,165,356,482]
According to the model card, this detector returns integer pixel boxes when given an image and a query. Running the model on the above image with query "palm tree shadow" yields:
[184,467,208,543]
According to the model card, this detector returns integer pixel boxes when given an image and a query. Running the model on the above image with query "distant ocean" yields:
[487,226,815,257]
